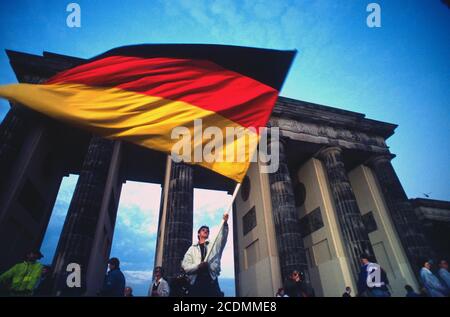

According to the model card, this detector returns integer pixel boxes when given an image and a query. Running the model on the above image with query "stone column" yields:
[0,107,29,194]
[161,161,194,280]
[0,75,46,201]
[268,137,308,281]
[317,146,374,276]
[0,75,45,193]
[368,154,434,274]
[53,136,115,296]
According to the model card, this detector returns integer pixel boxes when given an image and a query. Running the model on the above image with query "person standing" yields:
[148,266,170,297]
[420,259,447,297]
[283,270,308,297]
[182,213,229,297]
[124,286,134,297]
[342,286,352,297]
[0,250,44,296]
[99,257,126,297]
[357,254,391,297]
[438,259,450,294]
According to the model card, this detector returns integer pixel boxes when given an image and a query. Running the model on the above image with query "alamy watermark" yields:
[170,119,280,174]
[366,3,381,28]
[66,262,81,288]
[366,263,383,288]
[66,3,81,28]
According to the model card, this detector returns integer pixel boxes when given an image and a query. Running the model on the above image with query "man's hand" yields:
[223,213,229,223]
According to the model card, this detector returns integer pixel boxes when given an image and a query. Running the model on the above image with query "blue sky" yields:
[0,0,449,296]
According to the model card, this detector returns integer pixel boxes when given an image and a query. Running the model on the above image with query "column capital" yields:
[366,153,396,167]
[315,146,343,160]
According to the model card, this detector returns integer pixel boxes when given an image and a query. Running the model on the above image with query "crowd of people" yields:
[1,248,449,297]
[0,213,230,297]
[274,254,450,298]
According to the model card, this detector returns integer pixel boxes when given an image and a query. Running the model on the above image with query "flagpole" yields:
[204,182,241,262]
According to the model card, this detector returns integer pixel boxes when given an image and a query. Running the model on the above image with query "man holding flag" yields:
[181,213,229,297]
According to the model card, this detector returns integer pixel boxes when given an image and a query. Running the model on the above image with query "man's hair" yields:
[154,266,164,275]
[405,284,414,292]
[197,225,209,234]
[197,225,209,239]
[418,258,433,267]
[359,253,372,261]
[108,257,120,268]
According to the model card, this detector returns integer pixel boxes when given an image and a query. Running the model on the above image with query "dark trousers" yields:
[189,273,222,297]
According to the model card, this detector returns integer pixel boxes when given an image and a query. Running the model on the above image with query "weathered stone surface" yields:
[268,137,308,281]
[0,107,30,196]
[317,146,374,276]
[52,136,115,295]
[368,155,434,275]
[270,117,389,153]
[162,161,194,280]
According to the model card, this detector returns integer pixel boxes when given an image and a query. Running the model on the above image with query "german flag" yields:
[0,44,295,182]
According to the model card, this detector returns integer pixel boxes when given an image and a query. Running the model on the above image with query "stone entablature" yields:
[270,97,396,153]
[411,198,450,223]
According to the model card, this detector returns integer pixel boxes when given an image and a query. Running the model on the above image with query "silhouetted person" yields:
[0,250,43,296]
[342,286,352,297]
[99,257,126,297]
[284,270,308,297]
[275,288,288,297]
[124,286,134,297]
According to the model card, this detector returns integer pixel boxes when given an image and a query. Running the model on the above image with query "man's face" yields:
[424,262,432,270]
[360,258,369,265]
[154,268,162,279]
[440,261,448,270]
[199,227,209,240]
[108,263,116,271]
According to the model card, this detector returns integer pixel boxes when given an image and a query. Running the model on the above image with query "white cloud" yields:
[123,270,154,285]
[194,188,232,214]
[119,181,162,211]
[116,181,162,236]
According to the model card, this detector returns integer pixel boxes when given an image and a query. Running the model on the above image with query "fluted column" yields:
[317,146,374,276]
[268,137,308,281]
[0,107,30,202]
[368,154,434,274]
[53,136,115,295]
[0,75,46,204]
[162,161,194,280]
